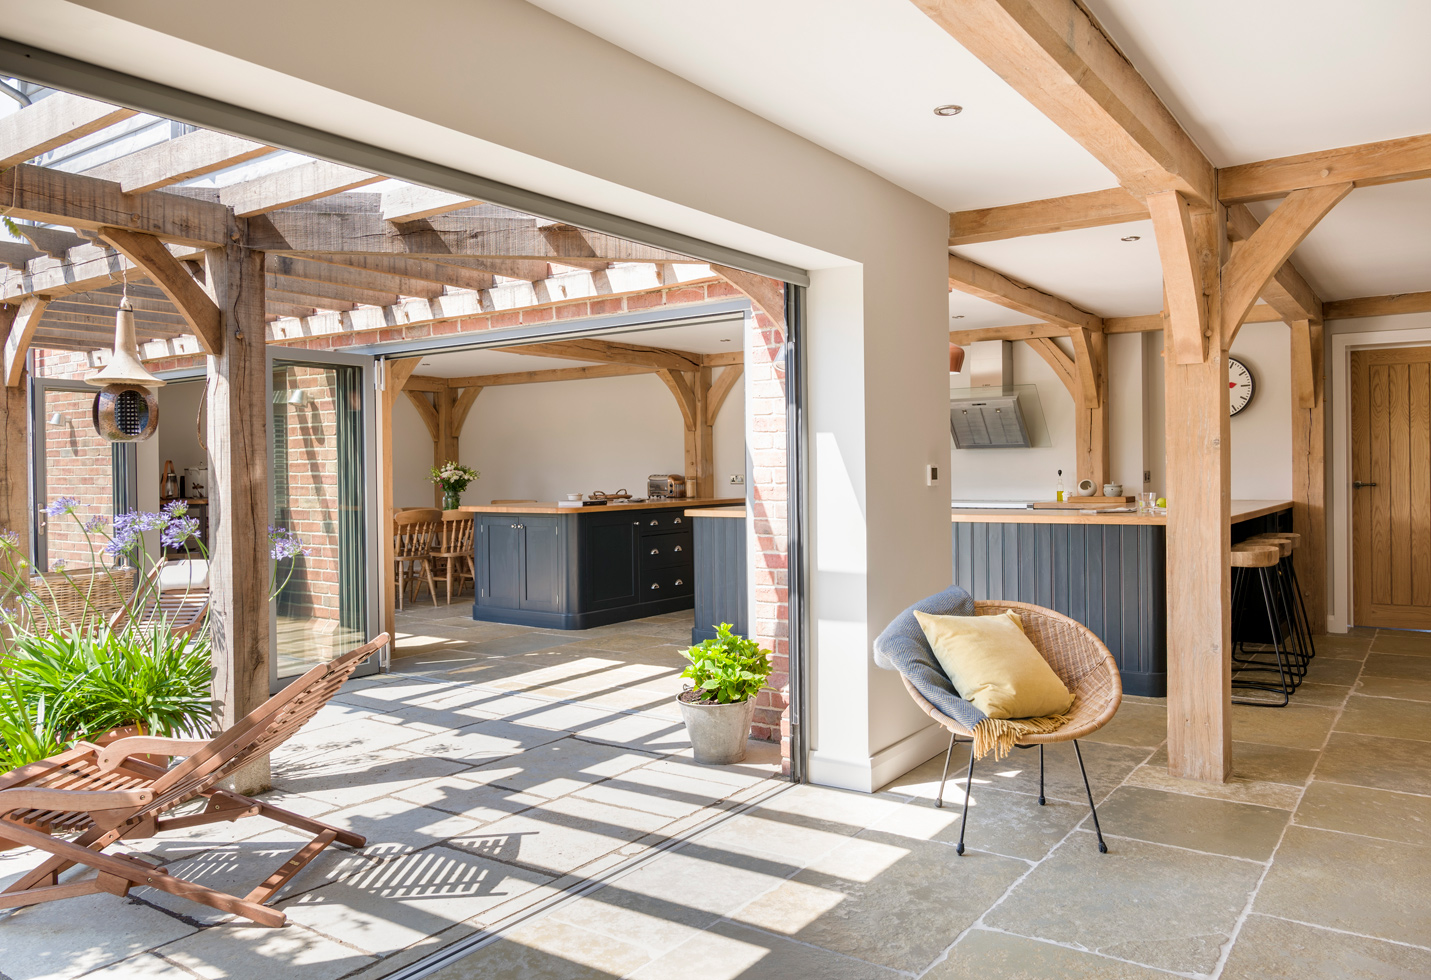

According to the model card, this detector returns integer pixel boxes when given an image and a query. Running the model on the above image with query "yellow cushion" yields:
[913,609,1074,720]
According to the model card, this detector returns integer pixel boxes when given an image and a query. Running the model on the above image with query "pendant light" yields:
[88,291,165,442]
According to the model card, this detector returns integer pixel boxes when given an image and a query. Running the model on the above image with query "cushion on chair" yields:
[913,609,1074,720]
[158,560,209,593]
[872,585,987,732]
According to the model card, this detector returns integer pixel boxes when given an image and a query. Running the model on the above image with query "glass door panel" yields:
[34,382,129,571]
[269,355,377,682]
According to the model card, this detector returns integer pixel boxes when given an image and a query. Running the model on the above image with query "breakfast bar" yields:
[951,499,1293,696]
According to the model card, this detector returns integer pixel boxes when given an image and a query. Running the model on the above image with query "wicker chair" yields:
[900,599,1122,855]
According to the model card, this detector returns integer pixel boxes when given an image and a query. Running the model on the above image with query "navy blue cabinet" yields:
[473,505,706,629]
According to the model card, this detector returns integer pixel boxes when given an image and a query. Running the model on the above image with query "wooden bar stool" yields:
[1248,531,1317,666]
[1235,534,1309,684]
[1230,542,1294,707]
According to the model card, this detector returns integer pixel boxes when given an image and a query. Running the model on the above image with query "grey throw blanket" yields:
[872,585,987,732]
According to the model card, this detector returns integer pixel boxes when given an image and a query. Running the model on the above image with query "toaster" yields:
[647,473,687,499]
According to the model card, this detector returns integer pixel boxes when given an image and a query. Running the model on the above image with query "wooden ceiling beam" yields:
[0,93,136,169]
[266,288,356,313]
[1225,204,1323,322]
[381,185,479,222]
[421,363,660,388]
[1147,191,1210,363]
[221,161,383,217]
[1324,291,1431,320]
[493,338,703,373]
[83,131,271,194]
[703,350,744,367]
[711,265,784,324]
[38,310,185,337]
[949,322,1066,344]
[1027,337,1077,398]
[707,365,743,424]
[300,253,494,292]
[266,273,398,310]
[913,0,1215,207]
[1219,132,1431,204]
[0,165,230,247]
[949,187,1148,245]
[948,253,1103,332]
[265,254,443,300]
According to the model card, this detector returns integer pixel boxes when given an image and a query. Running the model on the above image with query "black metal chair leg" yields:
[1233,568,1291,706]
[956,746,976,856]
[934,733,955,809]
[1038,745,1046,805]
[1072,740,1108,853]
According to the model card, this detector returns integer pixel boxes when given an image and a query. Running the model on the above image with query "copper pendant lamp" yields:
[88,297,165,442]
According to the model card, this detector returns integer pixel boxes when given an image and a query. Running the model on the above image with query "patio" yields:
[3,623,1428,979]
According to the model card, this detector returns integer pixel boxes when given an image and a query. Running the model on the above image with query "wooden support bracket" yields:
[1148,191,1210,364]
[98,227,223,355]
[2,295,50,387]
[707,365,743,425]
[658,369,697,429]
[404,390,439,441]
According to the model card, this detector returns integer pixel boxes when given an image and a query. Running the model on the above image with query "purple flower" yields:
[82,515,109,533]
[162,499,189,519]
[42,497,80,518]
[105,510,167,556]
[0,530,18,548]
[269,526,308,562]
[51,558,67,571]
[161,516,200,549]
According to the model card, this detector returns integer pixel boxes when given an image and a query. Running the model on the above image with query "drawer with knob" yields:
[640,531,692,570]
[642,567,693,598]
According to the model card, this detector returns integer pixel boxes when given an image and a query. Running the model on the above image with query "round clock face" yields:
[1228,357,1255,416]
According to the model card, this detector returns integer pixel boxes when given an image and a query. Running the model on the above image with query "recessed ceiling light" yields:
[933,104,963,117]
[1121,235,1141,242]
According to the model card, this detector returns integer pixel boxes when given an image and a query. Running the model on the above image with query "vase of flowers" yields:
[431,461,480,510]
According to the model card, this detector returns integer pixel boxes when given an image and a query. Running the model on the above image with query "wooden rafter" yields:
[220,161,383,217]
[96,226,223,354]
[382,186,479,222]
[414,363,659,388]
[0,93,136,169]
[1219,131,1431,204]
[1324,291,1431,320]
[948,253,1103,332]
[2,295,50,387]
[268,273,397,310]
[950,187,1148,245]
[265,255,443,301]
[493,338,702,373]
[83,131,271,194]
[1026,337,1076,397]
[914,0,1215,207]
[1147,191,1210,364]
[1065,327,1101,409]
[657,369,697,429]
[299,253,494,292]
[949,322,1066,344]
[452,385,483,432]
[403,389,439,440]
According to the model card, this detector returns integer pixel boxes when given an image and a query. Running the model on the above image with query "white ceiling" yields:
[1084,0,1431,167]
[524,0,1116,212]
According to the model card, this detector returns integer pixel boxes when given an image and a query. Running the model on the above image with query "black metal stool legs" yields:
[1232,567,1292,706]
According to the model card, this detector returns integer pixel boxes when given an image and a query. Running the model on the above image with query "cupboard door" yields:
[586,514,640,608]
[519,517,564,613]
[480,519,522,607]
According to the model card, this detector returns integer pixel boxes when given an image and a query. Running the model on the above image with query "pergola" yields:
[0,91,780,790]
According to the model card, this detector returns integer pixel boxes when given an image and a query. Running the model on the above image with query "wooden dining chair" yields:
[392,508,442,608]
[431,510,476,604]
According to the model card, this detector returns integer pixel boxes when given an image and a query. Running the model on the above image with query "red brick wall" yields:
[272,365,343,627]
[40,387,115,569]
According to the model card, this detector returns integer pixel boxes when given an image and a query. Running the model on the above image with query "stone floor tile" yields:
[392,773,546,823]
[630,920,904,980]
[873,788,1086,861]
[882,740,1148,807]
[753,783,910,834]
[425,916,651,980]
[1255,825,1431,946]
[572,763,746,820]
[1300,657,1367,687]
[70,953,198,979]
[1282,681,1354,708]
[1079,701,1168,748]
[929,928,1174,979]
[1310,633,1375,661]
[733,832,1026,972]
[1094,785,1290,860]
[464,737,656,799]
[1316,732,1431,795]
[1142,740,1319,787]
[693,808,858,869]
[497,698,624,733]
[272,749,473,809]
[448,794,671,877]
[546,885,716,961]
[1371,630,1431,656]
[1221,912,1431,979]
[1230,702,1339,750]
[278,847,554,956]
[985,832,1264,975]
[1295,780,1431,847]
[573,712,691,754]
[156,922,377,980]
[316,797,486,862]
[608,845,794,919]
[1362,652,1431,681]
[1120,761,1304,810]
[1356,673,1431,702]
[0,890,197,980]
[397,718,568,765]
[1336,693,1431,741]
[272,716,427,764]
[643,753,775,789]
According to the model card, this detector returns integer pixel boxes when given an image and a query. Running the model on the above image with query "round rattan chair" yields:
[900,600,1123,854]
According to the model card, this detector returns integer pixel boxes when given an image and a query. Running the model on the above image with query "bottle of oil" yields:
[1055,469,1065,502]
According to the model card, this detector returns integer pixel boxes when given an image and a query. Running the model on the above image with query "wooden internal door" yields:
[1352,346,1431,628]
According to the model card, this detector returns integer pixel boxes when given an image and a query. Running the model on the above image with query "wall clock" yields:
[1228,356,1255,416]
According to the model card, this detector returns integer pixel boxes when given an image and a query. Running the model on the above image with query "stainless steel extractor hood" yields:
[949,393,1031,449]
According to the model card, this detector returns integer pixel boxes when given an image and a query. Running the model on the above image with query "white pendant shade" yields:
[86,300,167,388]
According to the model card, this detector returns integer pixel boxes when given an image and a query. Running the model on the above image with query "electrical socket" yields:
[729,475,744,485]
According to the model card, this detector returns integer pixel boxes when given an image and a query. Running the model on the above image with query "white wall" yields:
[1227,322,1294,500]
[32,0,954,793]
[390,373,745,507]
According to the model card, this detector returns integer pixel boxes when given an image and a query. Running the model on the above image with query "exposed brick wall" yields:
[272,365,343,629]
[40,387,114,569]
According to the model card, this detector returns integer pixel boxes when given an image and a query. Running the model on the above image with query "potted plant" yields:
[431,461,481,511]
[677,623,773,764]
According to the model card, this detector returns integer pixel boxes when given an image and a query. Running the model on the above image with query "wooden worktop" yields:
[458,497,742,515]
[686,506,746,518]
[949,499,1293,526]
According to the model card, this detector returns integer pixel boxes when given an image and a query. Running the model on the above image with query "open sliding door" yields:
[267,349,380,686]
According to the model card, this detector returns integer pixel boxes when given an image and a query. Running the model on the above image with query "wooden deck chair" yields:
[108,559,210,638]
[0,632,390,927]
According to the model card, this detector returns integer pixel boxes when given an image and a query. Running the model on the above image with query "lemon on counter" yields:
[1156,497,1166,508]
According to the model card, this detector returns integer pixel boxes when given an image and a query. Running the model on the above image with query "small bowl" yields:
[1102,484,1123,497]
[1076,479,1096,496]
[565,493,583,501]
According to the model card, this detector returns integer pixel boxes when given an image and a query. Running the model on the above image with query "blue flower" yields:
[42,497,80,518]
[161,516,200,549]
[268,526,308,562]
[82,515,109,533]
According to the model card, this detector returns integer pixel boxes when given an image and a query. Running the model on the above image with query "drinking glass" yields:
[1139,492,1158,515]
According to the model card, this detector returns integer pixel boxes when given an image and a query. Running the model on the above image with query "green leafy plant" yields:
[0,674,67,771]
[679,623,773,705]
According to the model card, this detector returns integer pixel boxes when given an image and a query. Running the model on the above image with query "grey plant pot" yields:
[678,696,756,765]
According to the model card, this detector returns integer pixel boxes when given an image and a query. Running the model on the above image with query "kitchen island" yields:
[687,506,747,644]
[951,499,1292,696]
[460,498,741,629]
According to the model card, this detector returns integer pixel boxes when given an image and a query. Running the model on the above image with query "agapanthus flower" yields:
[51,558,66,571]
[269,526,309,562]
[42,497,80,518]
[162,499,189,519]
[105,510,168,556]
[161,516,201,549]
[0,529,18,549]
[82,515,109,533]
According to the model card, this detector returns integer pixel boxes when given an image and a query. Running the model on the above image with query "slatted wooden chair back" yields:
[439,510,475,553]
[108,560,210,638]
[393,509,441,560]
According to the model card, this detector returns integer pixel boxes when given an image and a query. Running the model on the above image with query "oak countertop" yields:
[457,497,742,515]
[949,499,1293,526]
[687,506,746,519]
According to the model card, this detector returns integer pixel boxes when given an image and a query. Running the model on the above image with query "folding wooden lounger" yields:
[0,632,390,927]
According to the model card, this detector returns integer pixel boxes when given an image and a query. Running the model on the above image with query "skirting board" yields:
[807,722,952,794]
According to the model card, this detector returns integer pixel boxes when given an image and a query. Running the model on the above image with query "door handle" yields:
[1353,481,1378,489]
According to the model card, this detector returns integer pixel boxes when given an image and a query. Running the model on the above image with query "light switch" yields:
[926,464,940,486]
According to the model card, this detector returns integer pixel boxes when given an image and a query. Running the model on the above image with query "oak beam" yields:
[3,295,51,387]
[404,389,439,441]
[442,363,658,387]
[658,369,697,430]
[221,161,383,217]
[381,357,421,642]
[1218,132,1431,204]
[913,0,1215,207]
[707,365,743,425]
[1027,336,1076,398]
[381,185,479,222]
[1221,183,1351,345]
[84,131,270,194]
[0,93,135,168]
[1323,291,1431,321]
[434,388,456,507]
[300,253,494,292]
[96,227,223,354]
[494,338,702,373]
[0,360,28,566]
[1290,319,1327,632]
[1148,191,1210,363]
[950,186,1148,245]
[687,367,714,498]
[710,265,784,325]
[950,322,1066,344]
[1226,205,1322,323]
[267,273,398,310]
[452,386,483,433]
[948,253,1103,332]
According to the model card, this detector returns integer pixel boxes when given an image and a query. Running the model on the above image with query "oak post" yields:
[380,358,421,645]
[434,387,455,507]
[203,236,270,794]
[1291,319,1327,631]
[1163,209,1233,783]
[0,361,29,563]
